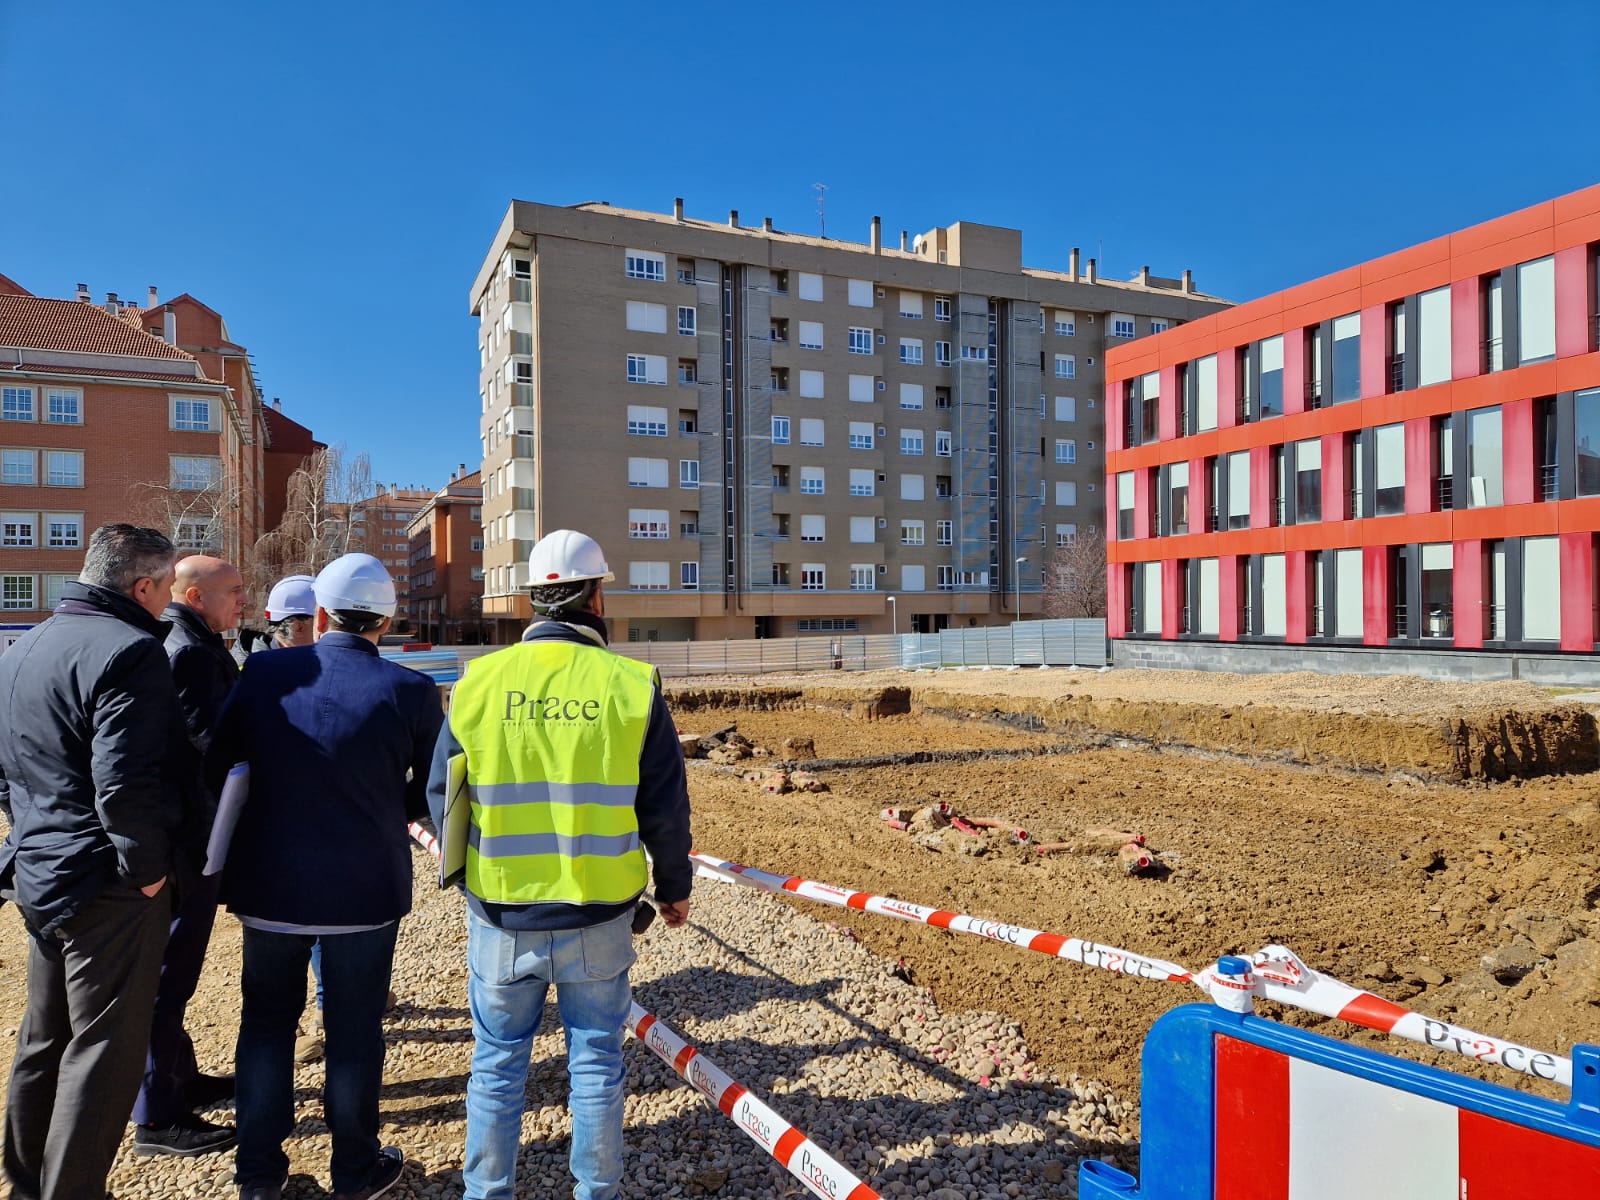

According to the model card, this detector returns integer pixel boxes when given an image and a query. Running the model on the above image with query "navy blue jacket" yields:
[0,583,192,935]
[164,601,239,755]
[207,632,443,927]
[426,616,692,931]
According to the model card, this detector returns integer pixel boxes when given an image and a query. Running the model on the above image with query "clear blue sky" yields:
[3,2,1597,491]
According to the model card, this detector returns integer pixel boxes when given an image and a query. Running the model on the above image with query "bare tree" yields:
[127,459,242,562]
[248,445,376,596]
[1042,529,1108,619]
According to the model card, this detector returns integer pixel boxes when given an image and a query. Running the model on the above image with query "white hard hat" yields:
[313,553,397,617]
[265,575,317,621]
[528,529,613,586]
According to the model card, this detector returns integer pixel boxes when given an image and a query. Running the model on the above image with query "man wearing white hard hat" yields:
[232,576,317,664]
[207,554,442,1200]
[427,529,691,1200]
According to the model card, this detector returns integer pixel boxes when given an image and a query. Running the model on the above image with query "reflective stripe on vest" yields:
[448,637,659,906]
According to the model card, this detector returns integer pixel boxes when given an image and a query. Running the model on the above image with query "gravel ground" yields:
[0,848,1125,1200]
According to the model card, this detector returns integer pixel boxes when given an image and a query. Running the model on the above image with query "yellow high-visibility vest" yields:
[448,636,658,906]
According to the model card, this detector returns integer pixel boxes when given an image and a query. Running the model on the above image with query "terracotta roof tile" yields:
[0,361,221,385]
[0,294,194,360]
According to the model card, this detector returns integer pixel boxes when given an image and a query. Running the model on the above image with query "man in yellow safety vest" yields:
[427,529,691,1200]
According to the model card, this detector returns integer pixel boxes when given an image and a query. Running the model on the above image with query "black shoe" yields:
[334,1147,403,1200]
[186,1071,237,1108]
[133,1114,237,1157]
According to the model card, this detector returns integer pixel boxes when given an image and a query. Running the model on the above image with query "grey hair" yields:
[327,609,388,634]
[78,524,176,595]
[530,579,594,614]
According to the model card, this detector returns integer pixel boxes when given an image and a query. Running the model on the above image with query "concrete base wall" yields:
[1113,639,1600,687]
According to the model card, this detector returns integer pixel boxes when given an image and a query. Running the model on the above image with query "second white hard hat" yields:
[313,553,397,617]
[265,575,317,621]
[528,529,614,586]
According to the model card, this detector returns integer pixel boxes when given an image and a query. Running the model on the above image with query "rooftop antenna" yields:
[813,183,828,237]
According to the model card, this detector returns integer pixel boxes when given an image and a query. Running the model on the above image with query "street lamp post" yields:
[1014,556,1027,624]
[886,595,897,636]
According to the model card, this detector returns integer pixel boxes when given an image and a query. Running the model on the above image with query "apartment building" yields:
[353,484,432,629]
[261,399,325,531]
[471,200,1228,641]
[1,276,267,632]
[407,467,485,643]
[1104,183,1600,669]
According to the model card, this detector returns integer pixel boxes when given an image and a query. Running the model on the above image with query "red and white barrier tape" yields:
[407,821,440,858]
[689,852,1192,984]
[629,1004,880,1200]
[1197,945,1573,1088]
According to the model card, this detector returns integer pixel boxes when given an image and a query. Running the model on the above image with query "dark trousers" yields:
[3,883,173,1200]
[235,922,398,1193]
[131,871,221,1125]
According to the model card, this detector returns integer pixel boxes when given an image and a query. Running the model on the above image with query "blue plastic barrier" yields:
[1081,1004,1600,1200]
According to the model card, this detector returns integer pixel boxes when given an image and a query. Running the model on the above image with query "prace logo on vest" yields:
[503,691,603,723]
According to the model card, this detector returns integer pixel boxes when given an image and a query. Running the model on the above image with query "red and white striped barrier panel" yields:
[1197,944,1574,1088]
[628,1003,880,1200]
[689,852,1193,984]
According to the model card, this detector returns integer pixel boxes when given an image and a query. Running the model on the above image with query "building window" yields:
[772,465,790,490]
[800,515,825,543]
[772,416,790,444]
[1111,315,1135,339]
[43,572,72,608]
[1194,355,1218,432]
[1054,438,1076,464]
[1116,473,1135,539]
[678,359,697,384]
[1420,543,1453,639]
[1,575,35,610]
[798,321,825,351]
[626,301,668,332]
[626,354,667,385]
[627,405,669,436]
[799,418,825,447]
[959,345,987,362]
[1054,311,1076,337]
[1056,481,1078,506]
[680,518,699,538]
[1418,286,1452,388]
[1150,319,1170,334]
[1168,462,1189,535]
[934,341,951,366]
[624,249,666,281]
[1576,388,1600,496]
[681,561,699,590]
[1518,256,1556,365]
[935,430,952,457]
[899,383,924,410]
[1259,335,1283,417]
[1331,313,1361,403]
[849,468,874,496]
[937,565,955,591]
[849,516,875,542]
[1,386,35,422]
[2,449,35,485]
[1485,272,1506,372]
[628,561,669,590]
[848,327,873,355]
[799,467,824,495]
[901,474,925,501]
[679,412,698,436]
[934,296,951,322]
[796,369,824,399]
[899,291,924,319]
[847,279,874,307]
[848,422,873,450]
[627,457,668,488]
[678,306,697,336]
[899,338,923,365]
[44,451,83,487]
[936,519,953,546]
[175,520,218,552]
[45,513,82,548]
[1523,536,1561,640]
[850,564,876,591]
[1295,440,1322,523]
[1054,354,1075,380]
[679,459,699,488]
[1226,451,1250,530]
[800,564,825,591]
[900,430,924,456]
[1,513,35,547]
[1466,405,1504,507]
[900,519,925,546]
[797,272,823,301]
[45,389,81,424]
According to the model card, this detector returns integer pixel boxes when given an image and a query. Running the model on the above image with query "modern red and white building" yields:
[1104,184,1600,672]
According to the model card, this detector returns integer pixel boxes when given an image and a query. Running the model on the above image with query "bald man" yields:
[130,555,249,1156]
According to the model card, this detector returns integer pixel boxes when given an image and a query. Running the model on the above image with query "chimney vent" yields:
[459,462,466,475]
[1068,247,1080,281]
[900,230,908,251]
[1085,259,1097,284]
[673,196,684,220]
[147,285,158,307]
[76,282,90,303]
[1182,269,1194,294]
[273,397,282,411]
[728,209,739,227]
[870,216,881,254]
[1139,265,1151,287]
[105,291,119,312]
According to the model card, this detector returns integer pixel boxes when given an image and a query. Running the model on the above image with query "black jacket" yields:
[206,633,444,927]
[164,601,239,754]
[0,583,191,935]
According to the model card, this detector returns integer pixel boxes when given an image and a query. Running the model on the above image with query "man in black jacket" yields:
[132,554,248,1155]
[0,524,189,1200]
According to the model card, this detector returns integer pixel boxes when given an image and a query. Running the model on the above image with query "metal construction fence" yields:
[386,619,1108,682]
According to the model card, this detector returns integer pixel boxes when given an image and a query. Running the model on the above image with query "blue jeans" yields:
[463,910,635,1200]
[235,923,398,1193]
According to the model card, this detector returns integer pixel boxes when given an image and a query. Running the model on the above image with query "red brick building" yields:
[261,400,324,532]
[1104,184,1600,668]
[1,278,266,631]
[407,468,484,643]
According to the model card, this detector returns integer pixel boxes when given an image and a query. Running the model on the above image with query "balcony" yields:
[1540,463,1559,502]
[1436,477,1454,511]
[1304,379,1324,410]
[512,435,536,458]
[1388,355,1405,393]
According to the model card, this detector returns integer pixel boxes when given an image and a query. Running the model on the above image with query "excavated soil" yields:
[677,675,1600,1102]
[671,669,1598,781]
